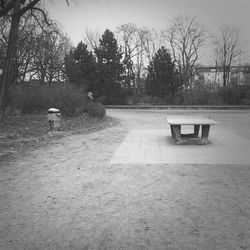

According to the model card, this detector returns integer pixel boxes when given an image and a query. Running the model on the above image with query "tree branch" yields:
[0,0,16,17]
[18,0,41,16]
[31,7,51,26]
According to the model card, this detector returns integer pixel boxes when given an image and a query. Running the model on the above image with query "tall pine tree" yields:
[94,29,125,104]
[146,47,179,103]
[64,41,96,89]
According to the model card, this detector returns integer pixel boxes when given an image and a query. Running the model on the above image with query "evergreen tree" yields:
[94,29,125,104]
[146,47,179,103]
[64,41,96,89]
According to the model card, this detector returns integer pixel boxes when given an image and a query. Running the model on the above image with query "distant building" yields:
[194,65,250,87]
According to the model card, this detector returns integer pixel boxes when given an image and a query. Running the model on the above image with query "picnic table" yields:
[166,116,218,144]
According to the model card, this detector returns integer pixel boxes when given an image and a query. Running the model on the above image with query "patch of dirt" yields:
[0,109,250,250]
[0,113,119,164]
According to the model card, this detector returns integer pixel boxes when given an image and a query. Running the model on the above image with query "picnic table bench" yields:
[166,116,218,144]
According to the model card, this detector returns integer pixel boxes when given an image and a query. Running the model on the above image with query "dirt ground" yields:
[0,109,250,250]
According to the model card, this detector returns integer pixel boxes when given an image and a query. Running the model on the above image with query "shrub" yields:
[54,86,87,117]
[10,86,53,113]
[180,86,210,105]
[126,94,144,105]
[141,95,152,105]
[241,97,250,105]
[239,85,250,104]
[9,84,88,117]
[95,95,108,104]
[110,90,127,105]
[87,102,106,119]
[138,83,250,105]
[217,86,241,104]
[207,92,224,105]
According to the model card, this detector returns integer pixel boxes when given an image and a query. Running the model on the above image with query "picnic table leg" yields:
[201,125,210,144]
[173,125,181,144]
[194,125,200,138]
[170,125,175,138]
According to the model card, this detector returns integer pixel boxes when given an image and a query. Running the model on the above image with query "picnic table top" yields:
[166,116,218,125]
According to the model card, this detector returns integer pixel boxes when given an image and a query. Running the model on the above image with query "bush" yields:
[179,85,210,105]
[95,95,108,104]
[239,85,250,104]
[10,86,53,113]
[176,85,250,105]
[241,97,250,105]
[87,102,106,119]
[126,94,145,105]
[54,86,87,117]
[207,92,224,105]
[141,95,152,105]
[9,84,88,117]
[217,86,241,104]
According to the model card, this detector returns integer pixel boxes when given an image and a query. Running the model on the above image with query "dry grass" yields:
[0,112,118,162]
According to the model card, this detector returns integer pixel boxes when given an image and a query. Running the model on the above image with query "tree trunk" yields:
[0,1,21,121]
[40,70,46,84]
[223,66,227,87]
[222,60,230,87]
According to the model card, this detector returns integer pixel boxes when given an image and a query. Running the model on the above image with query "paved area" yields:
[111,126,250,164]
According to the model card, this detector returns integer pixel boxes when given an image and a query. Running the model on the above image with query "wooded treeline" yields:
[0,1,247,118]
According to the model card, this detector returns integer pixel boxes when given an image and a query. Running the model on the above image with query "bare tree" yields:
[117,23,149,94]
[133,27,149,93]
[0,16,10,70]
[140,27,164,63]
[116,23,137,90]
[214,24,242,86]
[0,0,71,120]
[82,28,100,51]
[0,13,34,82]
[164,15,205,89]
[0,0,44,119]
[14,11,45,82]
[1,10,70,83]
[32,28,71,84]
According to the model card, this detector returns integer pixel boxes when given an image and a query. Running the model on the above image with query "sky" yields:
[46,0,250,65]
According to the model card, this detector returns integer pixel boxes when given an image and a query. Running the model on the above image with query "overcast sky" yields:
[46,0,250,65]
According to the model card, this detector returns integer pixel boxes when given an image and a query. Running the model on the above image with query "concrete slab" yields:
[110,127,250,164]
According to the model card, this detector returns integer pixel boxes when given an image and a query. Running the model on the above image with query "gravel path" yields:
[0,109,250,250]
